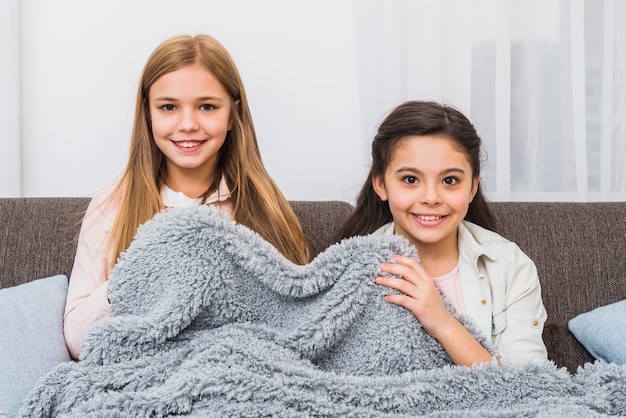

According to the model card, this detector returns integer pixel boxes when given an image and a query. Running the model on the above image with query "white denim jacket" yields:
[373,220,548,361]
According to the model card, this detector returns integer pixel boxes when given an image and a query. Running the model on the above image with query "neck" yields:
[165,167,216,199]
[418,252,458,277]
[413,236,459,277]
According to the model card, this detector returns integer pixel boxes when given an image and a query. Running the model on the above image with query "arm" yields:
[376,254,494,367]
[493,244,548,361]
[63,191,117,360]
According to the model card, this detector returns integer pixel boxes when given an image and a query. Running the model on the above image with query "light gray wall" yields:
[1,0,21,196]
[13,0,371,202]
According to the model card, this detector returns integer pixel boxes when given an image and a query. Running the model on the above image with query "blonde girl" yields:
[65,34,311,359]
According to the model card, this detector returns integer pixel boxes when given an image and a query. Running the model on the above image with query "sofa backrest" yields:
[490,202,626,373]
[0,198,90,289]
[289,200,355,255]
[1,198,624,373]
[0,198,353,289]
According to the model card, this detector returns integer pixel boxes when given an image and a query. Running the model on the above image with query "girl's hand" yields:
[375,254,494,367]
[375,254,455,340]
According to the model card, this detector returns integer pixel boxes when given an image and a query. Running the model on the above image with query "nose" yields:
[178,109,198,131]
[420,182,442,206]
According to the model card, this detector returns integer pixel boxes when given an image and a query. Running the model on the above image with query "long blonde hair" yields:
[109,34,311,265]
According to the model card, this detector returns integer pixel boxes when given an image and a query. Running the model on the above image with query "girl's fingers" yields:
[375,275,416,296]
[376,255,459,342]
[382,293,415,310]
[378,255,428,286]
[391,254,423,269]
[376,254,441,314]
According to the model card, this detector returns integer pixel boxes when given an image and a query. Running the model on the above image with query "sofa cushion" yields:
[568,298,626,366]
[0,274,71,417]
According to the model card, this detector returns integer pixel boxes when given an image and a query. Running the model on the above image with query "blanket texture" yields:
[19,206,626,417]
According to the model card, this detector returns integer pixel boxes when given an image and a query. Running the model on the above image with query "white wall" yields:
[9,1,624,202]
[15,0,371,201]
[1,0,21,196]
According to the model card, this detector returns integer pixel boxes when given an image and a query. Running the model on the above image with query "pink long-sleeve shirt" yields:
[64,180,232,359]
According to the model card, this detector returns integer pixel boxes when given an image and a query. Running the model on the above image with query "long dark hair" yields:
[336,100,496,241]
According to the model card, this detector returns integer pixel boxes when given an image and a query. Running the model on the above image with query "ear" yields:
[470,176,480,202]
[372,175,388,201]
[228,99,241,131]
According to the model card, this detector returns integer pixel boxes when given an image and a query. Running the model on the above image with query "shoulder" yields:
[459,221,530,262]
[460,221,540,295]
[460,221,509,244]
[372,222,394,236]
[82,181,121,231]
[460,220,510,248]
[86,178,122,204]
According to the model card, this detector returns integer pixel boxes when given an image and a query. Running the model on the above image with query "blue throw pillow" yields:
[568,299,626,365]
[0,274,71,417]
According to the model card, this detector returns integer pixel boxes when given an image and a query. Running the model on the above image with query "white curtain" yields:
[2,0,624,201]
[352,0,626,201]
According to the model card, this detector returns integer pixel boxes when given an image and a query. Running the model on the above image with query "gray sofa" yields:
[1,198,625,374]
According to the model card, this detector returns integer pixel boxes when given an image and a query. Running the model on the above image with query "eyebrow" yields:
[152,96,224,102]
[394,167,467,175]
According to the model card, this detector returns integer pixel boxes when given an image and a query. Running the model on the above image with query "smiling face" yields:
[148,62,234,192]
[372,135,478,255]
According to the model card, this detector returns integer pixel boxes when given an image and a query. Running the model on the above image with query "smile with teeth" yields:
[415,215,444,221]
[176,140,203,148]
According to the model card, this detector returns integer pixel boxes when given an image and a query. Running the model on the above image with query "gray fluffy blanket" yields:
[20,206,626,417]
